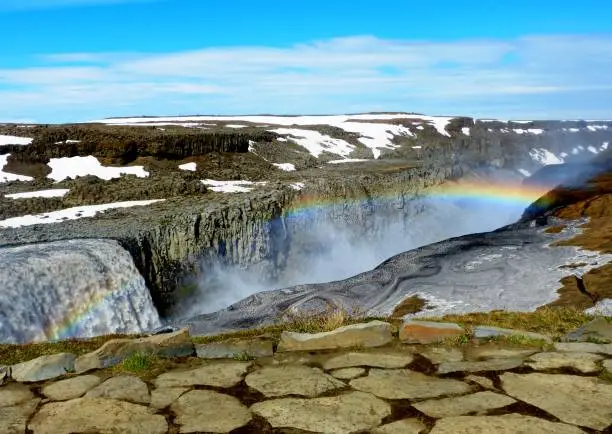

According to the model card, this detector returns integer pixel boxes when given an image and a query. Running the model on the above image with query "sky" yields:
[2,0,612,123]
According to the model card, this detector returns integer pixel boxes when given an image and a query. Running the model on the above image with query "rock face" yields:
[276,321,394,352]
[251,391,391,434]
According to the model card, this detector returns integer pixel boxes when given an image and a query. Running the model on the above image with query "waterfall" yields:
[0,239,161,344]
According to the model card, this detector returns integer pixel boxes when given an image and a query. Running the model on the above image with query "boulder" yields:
[85,375,150,404]
[276,321,393,352]
[322,352,414,370]
[74,328,194,373]
[195,337,273,359]
[413,391,516,418]
[251,391,391,433]
[350,368,472,400]
[170,390,252,433]
[27,397,168,434]
[430,414,586,434]
[11,353,76,382]
[564,317,612,343]
[153,361,250,389]
[245,365,345,397]
[472,326,551,342]
[399,320,464,344]
[501,372,612,431]
[41,375,102,401]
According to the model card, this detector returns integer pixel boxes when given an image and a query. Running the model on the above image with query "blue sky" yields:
[2,0,612,122]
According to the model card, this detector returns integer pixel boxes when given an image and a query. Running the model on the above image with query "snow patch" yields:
[269,128,354,158]
[225,124,248,128]
[201,179,267,193]
[47,156,149,182]
[529,148,564,165]
[461,127,470,136]
[179,162,197,171]
[289,182,305,191]
[0,135,33,146]
[327,158,369,164]
[54,140,81,144]
[272,163,296,172]
[0,200,164,228]
[514,128,544,135]
[5,189,70,199]
[0,154,34,183]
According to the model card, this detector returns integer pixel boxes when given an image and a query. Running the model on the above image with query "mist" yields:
[171,190,535,321]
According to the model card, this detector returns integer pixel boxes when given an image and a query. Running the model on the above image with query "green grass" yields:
[119,351,154,372]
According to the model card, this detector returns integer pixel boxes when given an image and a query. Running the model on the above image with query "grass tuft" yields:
[119,351,154,372]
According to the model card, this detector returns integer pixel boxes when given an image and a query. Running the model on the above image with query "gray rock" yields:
[371,418,426,434]
[501,372,612,431]
[525,352,603,373]
[330,367,366,380]
[75,328,194,373]
[399,320,464,344]
[0,398,40,434]
[277,321,394,352]
[322,352,414,370]
[564,317,612,343]
[438,357,523,374]
[430,414,586,434]
[41,375,102,401]
[195,338,273,359]
[350,368,472,400]
[150,387,189,410]
[0,383,35,407]
[85,375,150,404]
[27,397,168,434]
[472,326,551,342]
[554,342,612,355]
[153,361,250,389]
[413,391,516,418]
[170,390,252,433]
[245,365,345,397]
[251,391,391,434]
[11,353,76,382]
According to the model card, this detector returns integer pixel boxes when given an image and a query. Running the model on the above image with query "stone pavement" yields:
[1,318,612,433]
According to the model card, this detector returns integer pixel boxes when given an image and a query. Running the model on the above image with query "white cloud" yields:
[1,34,612,122]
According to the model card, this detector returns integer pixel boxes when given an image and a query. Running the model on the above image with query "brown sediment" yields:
[390,295,428,318]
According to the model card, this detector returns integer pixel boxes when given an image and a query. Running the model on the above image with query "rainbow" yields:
[284,179,552,218]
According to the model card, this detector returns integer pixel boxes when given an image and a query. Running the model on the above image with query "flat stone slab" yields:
[11,353,76,382]
[42,375,102,401]
[170,390,252,433]
[0,366,9,386]
[501,372,612,431]
[350,368,472,400]
[430,414,586,434]
[322,352,414,370]
[419,346,463,364]
[245,365,345,397]
[251,391,391,434]
[85,375,150,404]
[75,328,194,373]
[464,375,496,390]
[472,326,551,342]
[413,391,516,418]
[399,320,464,344]
[277,321,393,352]
[465,346,538,360]
[564,318,612,343]
[554,342,612,355]
[153,361,250,388]
[525,352,603,373]
[330,367,366,380]
[0,398,40,434]
[604,359,612,372]
[150,387,189,410]
[0,383,35,407]
[437,357,523,374]
[27,397,168,434]
[195,338,273,359]
[371,418,426,434]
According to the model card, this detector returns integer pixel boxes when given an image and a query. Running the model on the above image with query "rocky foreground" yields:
[2,315,612,433]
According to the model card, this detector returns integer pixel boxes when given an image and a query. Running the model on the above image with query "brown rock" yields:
[399,320,464,344]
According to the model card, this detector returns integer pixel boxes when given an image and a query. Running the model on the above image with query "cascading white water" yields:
[0,239,161,344]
